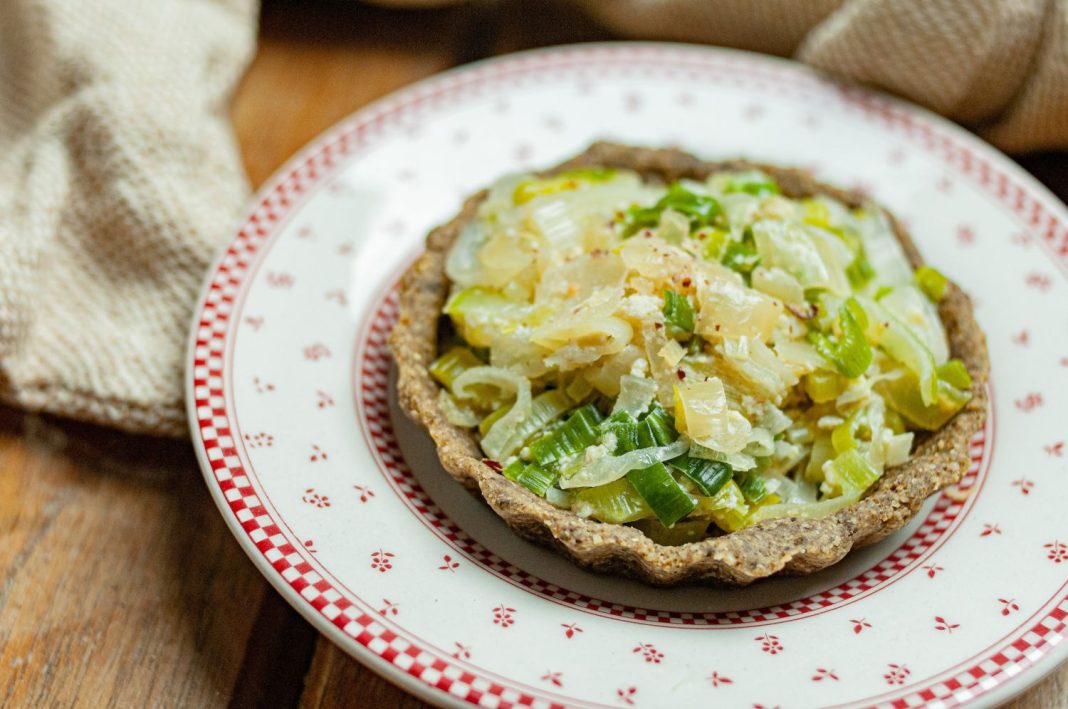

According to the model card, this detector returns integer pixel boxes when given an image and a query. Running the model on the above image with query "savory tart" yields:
[390,142,988,585]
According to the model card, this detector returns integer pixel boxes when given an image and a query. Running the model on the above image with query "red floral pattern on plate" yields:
[708,671,732,688]
[999,598,1020,616]
[884,663,911,685]
[302,488,330,508]
[756,634,783,655]
[935,616,961,633]
[370,549,394,573]
[633,643,664,664]
[492,605,516,628]
[541,671,563,687]
[561,623,583,639]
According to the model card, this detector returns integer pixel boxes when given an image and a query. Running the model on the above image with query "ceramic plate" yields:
[187,43,1068,708]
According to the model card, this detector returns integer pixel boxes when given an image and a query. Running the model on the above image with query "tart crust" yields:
[389,142,989,586]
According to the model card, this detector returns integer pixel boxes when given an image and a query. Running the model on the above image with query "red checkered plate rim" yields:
[187,43,1068,708]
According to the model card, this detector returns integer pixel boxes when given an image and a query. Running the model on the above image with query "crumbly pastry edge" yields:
[389,142,989,586]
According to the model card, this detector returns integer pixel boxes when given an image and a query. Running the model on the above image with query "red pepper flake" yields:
[676,369,686,380]
[482,458,503,472]
[714,324,721,332]
[654,322,664,330]
[681,278,692,288]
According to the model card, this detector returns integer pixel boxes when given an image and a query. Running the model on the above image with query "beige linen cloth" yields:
[0,0,1065,437]
[0,0,257,436]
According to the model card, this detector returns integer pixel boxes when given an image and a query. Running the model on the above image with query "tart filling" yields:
[429,167,973,545]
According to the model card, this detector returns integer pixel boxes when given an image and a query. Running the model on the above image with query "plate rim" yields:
[185,41,1068,708]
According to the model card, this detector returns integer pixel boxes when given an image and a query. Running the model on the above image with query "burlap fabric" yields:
[0,0,257,436]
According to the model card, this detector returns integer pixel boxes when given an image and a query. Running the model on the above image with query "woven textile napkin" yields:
[0,0,257,436]
[1,0,1065,437]
[576,0,1068,151]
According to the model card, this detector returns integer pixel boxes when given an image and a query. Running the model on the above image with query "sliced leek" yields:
[431,167,971,540]
[626,463,697,527]
[502,460,558,497]
[662,289,695,335]
[528,404,602,469]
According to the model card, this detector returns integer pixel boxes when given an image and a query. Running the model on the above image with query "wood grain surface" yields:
[0,1,1065,707]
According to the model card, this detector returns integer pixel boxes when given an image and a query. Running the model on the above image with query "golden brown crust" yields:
[389,142,989,586]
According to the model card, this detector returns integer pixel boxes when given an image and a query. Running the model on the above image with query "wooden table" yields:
[2,1,1066,706]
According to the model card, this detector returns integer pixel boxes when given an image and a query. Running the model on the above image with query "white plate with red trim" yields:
[187,43,1068,708]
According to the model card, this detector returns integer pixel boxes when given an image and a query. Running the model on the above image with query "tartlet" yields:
[390,142,988,586]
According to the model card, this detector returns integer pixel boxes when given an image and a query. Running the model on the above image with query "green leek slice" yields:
[443,287,525,348]
[502,460,558,497]
[936,358,973,390]
[885,409,907,435]
[528,404,603,468]
[721,173,780,197]
[488,388,572,457]
[809,297,872,379]
[720,238,761,276]
[572,478,651,524]
[601,411,640,454]
[667,456,731,496]
[860,297,939,405]
[698,227,729,261]
[626,463,697,527]
[831,413,859,454]
[431,347,496,405]
[845,255,876,289]
[692,480,749,532]
[914,265,948,302]
[636,418,658,449]
[804,434,835,484]
[876,371,972,431]
[735,472,776,505]
[479,402,511,437]
[429,346,485,390]
[662,289,695,335]
[824,448,879,495]
[880,284,950,364]
[642,403,678,446]
[804,370,845,403]
[747,492,860,524]
[801,198,831,227]
[623,183,721,237]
